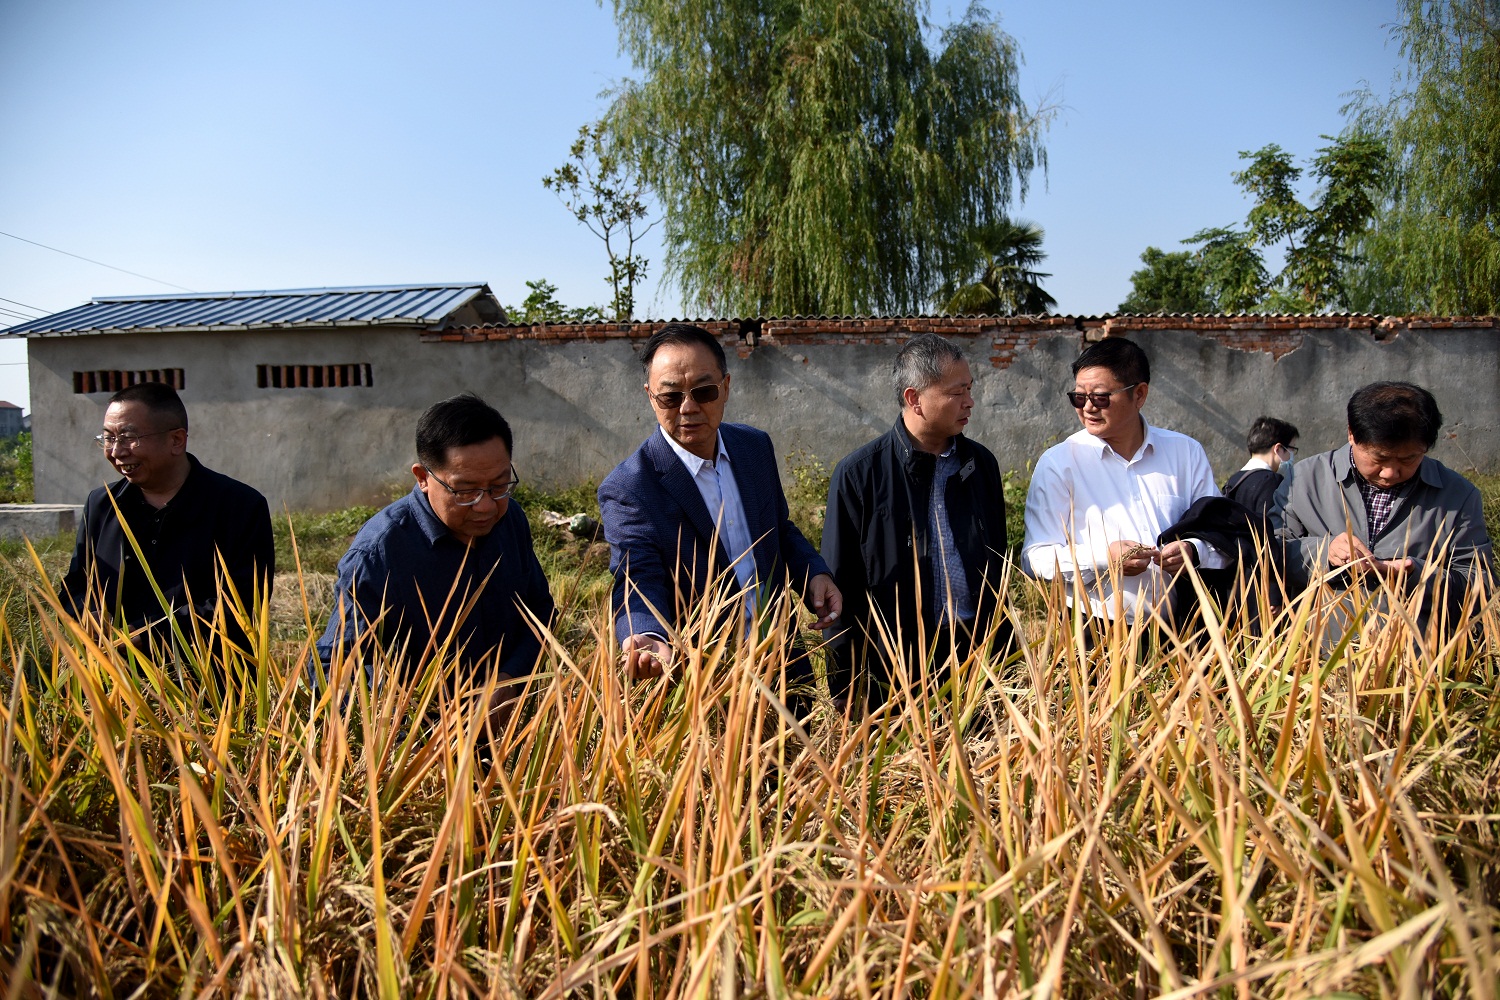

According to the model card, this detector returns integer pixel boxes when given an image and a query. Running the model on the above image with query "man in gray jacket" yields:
[1275,381,1493,631]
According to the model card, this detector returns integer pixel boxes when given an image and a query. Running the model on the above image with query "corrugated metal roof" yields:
[0,282,502,337]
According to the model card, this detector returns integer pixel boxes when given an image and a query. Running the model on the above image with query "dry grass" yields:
[0,528,1496,998]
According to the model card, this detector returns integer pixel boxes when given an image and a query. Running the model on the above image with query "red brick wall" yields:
[424,315,1498,369]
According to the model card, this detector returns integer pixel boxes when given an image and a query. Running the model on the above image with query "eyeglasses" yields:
[94,428,182,450]
[648,381,725,410]
[422,465,521,506]
[1065,384,1140,409]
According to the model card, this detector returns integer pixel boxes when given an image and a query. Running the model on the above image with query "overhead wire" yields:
[0,229,195,292]
[0,296,45,315]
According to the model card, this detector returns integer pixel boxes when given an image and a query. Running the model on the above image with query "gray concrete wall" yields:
[26,320,1500,512]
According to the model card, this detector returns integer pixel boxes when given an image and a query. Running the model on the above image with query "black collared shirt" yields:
[59,455,275,634]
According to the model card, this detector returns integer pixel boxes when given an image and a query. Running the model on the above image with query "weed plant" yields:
[0,528,1496,998]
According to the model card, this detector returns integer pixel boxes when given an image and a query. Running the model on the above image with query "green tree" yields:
[1119,135,1386,314]
[0,432,33,504]
[938,218,1056,315]
[601,0,1047,316]
[1185,225,1273,313]
[1345,0,1500,314]
[543,122,656,321]
[1117,247,1211,314]
[503,280,605,325]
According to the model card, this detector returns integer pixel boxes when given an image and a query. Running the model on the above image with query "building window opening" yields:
[73,369,185,394]
[257,363,373,389]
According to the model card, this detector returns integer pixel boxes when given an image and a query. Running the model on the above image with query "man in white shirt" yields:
[598,324,841,682]
[1022,337,1229,623]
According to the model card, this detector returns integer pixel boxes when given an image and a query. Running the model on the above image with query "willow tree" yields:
[601,0,1046,316]
[1346,0,1500,314]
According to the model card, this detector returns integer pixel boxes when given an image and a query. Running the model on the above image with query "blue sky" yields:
[0,1,1408,411]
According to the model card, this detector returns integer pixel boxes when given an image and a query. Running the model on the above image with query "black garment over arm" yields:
[1222,469,1281,525]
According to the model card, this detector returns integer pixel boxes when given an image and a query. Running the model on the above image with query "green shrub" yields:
[0,431,33,503]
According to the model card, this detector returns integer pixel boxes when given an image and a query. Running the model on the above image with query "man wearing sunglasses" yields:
[59,381,274,654]
[599,323,840,687]
[1022,337,1228,625]
[316,393,554,709]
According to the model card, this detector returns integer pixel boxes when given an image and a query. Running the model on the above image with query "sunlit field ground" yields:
[0,473,1496,998]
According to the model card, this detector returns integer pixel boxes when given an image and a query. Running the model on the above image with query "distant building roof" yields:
[0,400,19,409]
[0,282,505,337]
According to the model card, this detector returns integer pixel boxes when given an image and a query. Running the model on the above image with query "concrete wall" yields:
[26,316,1500,511]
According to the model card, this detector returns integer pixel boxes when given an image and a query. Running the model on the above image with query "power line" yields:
[0,229,195,292]
[0,295,45,315]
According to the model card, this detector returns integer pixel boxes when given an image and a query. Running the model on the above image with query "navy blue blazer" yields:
[598,423,830,642]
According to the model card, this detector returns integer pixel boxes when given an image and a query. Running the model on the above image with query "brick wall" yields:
[425,314,1497,369]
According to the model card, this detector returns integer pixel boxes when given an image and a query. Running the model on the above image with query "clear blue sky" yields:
[0,1,1408,412]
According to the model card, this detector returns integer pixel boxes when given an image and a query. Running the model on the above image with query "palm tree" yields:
[938,218,1057,315]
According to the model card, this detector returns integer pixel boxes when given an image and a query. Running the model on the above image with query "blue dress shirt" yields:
[315,485,554,680]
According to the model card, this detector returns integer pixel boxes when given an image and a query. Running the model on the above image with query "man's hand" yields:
[1109,540,1158,576]
[483,681,519,743]
[621,634,673,680]
[806,573,842,630]
[1157,540,1199,575]
[1328,531,1375,568]
[1370,556,1415,578]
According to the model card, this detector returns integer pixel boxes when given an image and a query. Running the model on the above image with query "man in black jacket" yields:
[821,334,1011,705]
[58,382,274,654]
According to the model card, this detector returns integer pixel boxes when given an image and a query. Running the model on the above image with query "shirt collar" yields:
[1081,417,1155,462]
[115,453,203,509]
[1241,455,1274,473]
[895,415,960,465]
[659,425,727,476]
[408,483,463,548]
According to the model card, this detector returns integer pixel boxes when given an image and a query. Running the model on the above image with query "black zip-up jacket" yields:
[821,418,1010,692]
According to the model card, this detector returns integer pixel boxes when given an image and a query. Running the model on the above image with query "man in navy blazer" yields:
[599,323,842,682]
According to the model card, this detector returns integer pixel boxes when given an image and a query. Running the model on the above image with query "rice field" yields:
[0,516,1496,998]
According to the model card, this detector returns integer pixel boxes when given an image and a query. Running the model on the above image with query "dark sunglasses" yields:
[648,381,725,410]
[1066,383,1140,409]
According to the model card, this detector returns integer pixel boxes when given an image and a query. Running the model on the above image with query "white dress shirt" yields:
[659,427,758,596]
[1023,419,1228,621]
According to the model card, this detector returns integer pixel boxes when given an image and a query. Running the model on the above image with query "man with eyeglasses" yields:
[1222,416,1299,527]
[1274,381,1493,633]
[1022,337,1228,625]
[821,334,1012,707]
[58,382,274,652]
[316,393,553,706]
[598,323,840,688]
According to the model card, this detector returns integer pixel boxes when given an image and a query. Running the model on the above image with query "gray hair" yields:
[892,334,966,408]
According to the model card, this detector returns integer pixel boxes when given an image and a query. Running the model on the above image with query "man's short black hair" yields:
[1071,337,1151,386]
[416,393,513,469]
[1246,416,1299,454]
[1347,381,1443,450]
[639,323,728,376]
[109,382,189,432]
